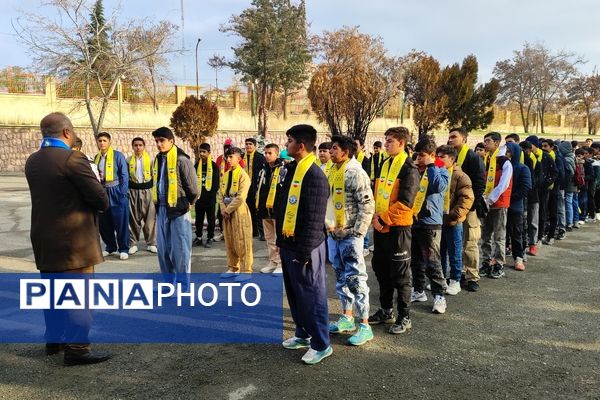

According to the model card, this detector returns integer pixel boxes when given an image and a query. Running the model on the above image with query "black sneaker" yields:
[193,237,203,246]
[388,316,412,334]
[542,237,554,245]
[368,308,395,325]
[466,281,480,292]
[480,262,492,277]
[556,230,566,240]
[204,238,213,248]
[566,225,573,232]
[489,265,505,279]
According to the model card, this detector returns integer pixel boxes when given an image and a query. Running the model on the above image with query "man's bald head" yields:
[40,112,73,138]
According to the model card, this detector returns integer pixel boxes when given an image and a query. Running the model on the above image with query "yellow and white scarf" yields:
[282,153,316,237]
[375,151,407,213]
[245,151,255,181]
[128,151,151,183]
[221,165,242,197]
[328,159,350,228]
[412,169,429,216]
[95,147,115,182]
[322,159,333,178]
[444,166,453,213]
[152,146,178,207]
[456,144,469,167]
[357,151,365,164]
[484,148,499,196]
[256,165,281,209]
[197,155,213,194]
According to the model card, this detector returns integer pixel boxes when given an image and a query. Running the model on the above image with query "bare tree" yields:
[567,71,600,135]
[14,0,179,135]
[494,48,537,133]
[307,26,400,142]
[207,54,227,91]
[494,42,582,133]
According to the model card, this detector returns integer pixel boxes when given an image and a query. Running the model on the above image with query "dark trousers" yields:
[246,195,263,237]
[579,191,588,221]
[372,227,412,318]
[547,190,561,238]
[42,266,94,357]
[589,187,597,218]
[538,189,550,241]
[507,209,525,259]
[99,186,129,253]
[411,226,447,297]
[195,201,216,239]
[281,242,330,352]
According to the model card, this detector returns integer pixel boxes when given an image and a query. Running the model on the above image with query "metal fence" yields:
[56,79,118,100]
[0,74,45,95]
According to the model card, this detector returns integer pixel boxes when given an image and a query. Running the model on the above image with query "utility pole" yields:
[195,38,202,98]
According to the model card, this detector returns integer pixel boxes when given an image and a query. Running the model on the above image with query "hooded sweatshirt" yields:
[558,141,576,193]
[507,142,532,213]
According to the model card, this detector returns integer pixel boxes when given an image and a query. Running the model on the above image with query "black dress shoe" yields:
[204,238,213,248]
[466,281,480,292]
[64,351,111,366]
[46,343,65,355]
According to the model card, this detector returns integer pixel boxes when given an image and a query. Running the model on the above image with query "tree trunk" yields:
[282,89,288,120]
[539,105,545,134]
[519,102,529,133]
[257,82,268,137]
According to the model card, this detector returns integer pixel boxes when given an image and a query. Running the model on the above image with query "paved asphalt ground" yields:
[0,175,598,399]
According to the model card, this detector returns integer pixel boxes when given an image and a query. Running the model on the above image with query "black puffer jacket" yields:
[155,147,199,219]
[274,160,328,263]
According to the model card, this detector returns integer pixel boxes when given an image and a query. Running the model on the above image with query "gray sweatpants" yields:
[480,208,507,266]
[128,188,156,247]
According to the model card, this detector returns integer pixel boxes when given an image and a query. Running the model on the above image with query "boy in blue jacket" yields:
[410,138,450,314]
[506,142,532,271]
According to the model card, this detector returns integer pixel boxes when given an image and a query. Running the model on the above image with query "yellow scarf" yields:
[444,166,453,213]
[456,144,469,167]
[529,152,537,169]
[221,165,242,197]
[128,151,151,183]
[95,147,114,182]
[265,166,280,209]
[328,159,350,228]
[370,153,386,180]
[245,151,255,181]
[484,148,499,196]
[548,149,556,160]
[375,151,407,213]
[197,155,213,194]
[152,146,178,207]
[322,159,333,178]
[282,153,316,237]
[412,168,429,216]
[357,151,365,164]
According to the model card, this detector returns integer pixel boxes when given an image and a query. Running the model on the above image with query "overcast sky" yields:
[2,0,599,86]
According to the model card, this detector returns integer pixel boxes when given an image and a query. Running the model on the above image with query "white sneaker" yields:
[220,268,239,278]
[213,233,224,241]
[363,248,370,257]
[445,279,461,296]
[102,250,115,257]
[128,246,138,255]
[260,264,277,273]
[577,220,585,226]
[119,252,129,260]
[368,245,374,252]
[432,295,447,314]
[147,245,158,253]
[234,273,252,282]
[411,289,427,303]
[301,346,333,365]
[272,266,283,275]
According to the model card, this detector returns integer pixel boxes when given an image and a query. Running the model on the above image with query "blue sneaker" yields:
[329,315,356,333]
[347,323,374,346]
[301,346,333,365]
[282,336,311,350]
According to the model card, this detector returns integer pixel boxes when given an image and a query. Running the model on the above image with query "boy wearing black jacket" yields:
[193,143,220,248]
